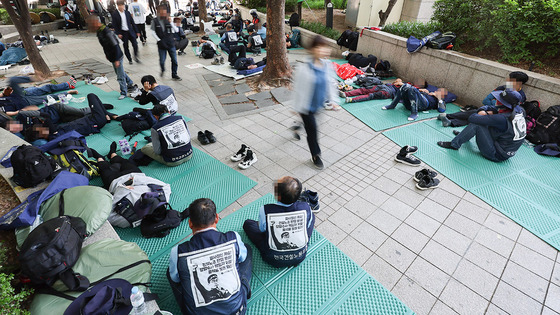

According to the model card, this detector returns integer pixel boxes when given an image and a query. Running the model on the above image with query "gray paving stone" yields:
[203,73,224,80]
[222,102,256,115]
[492,281,542,315]
[247,91,272,101]
[372,176,402,195]
[484,211,522,241]
[391,223,430,254]
[453,199,491,224]
[510,243,555,280]
[485,304,510,315]
[475,227,516,258]
[432,225,472,256]
[376,238,416,273]
[427,188,462,210]
[379,196,414,221]
[234,83,252,94]
[420,240,461,275]
[407,257,451,296]
[316,220,347,245]
[207,79,222,87]
[254,98,276,108]
[338,236,373,266]
[502,261,549,302]
[220,94,250,104]
[366,209,401,236]
[212,84,236,96]
[439,279,489,315]
[270,87,292,103]
[393,276,437,315]
[429,301,459,315]
[517,229,558,261]
[344,196,377,220]
[545,283,560,313]
[359,185,391,207]
[328,208,363,233]
[416,198,452,223]
[464,242,509,277]
[452,259,499,300]
[362,254,402,290]
[552,262,560,286]
[393,186,425,208]
[404,210,440,238]
[444,212,481,239]
[352,221,387,252]
[542,306,560,315]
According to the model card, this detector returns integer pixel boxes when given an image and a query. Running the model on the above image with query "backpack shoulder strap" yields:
[59,189,67,217]
[58,269,90,291]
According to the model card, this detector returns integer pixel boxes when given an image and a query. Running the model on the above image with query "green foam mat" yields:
[150,194,413,314]
[383,119,560,250]
[341,97,461,131]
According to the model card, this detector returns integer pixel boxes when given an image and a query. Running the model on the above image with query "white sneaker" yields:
[46,95,57,105]
[129,86,141,98]
[91,76,101,84]
[238,150,257,169]
[230,144,249,162]
[96,76,108,84]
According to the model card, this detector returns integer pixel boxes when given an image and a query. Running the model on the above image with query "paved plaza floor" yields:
[8,29,560,315]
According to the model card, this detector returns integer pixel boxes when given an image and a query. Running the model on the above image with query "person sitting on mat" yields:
[243,26,263,55]
[141,104,192,166]
[439,71,529,127]
[342,78,403,103]
[0,76,78,114]
[243,176,315,268]
[219,23,239,54]
[437,89,526,162]
[18,93,116,145]
[382,83,448,121]
[168,198,253,315]
[135,75,178,114]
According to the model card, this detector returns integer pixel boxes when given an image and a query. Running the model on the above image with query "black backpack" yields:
[426,32,456,49]
[336,30,359,51]
[200,42,216,59]
[526,105,560,145]
[11,145,57,188]
[140,203,187,238]
[19,190,90,291]
[288,13,300,28]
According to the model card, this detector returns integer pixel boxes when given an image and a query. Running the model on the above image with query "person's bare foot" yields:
[68,90,79,95]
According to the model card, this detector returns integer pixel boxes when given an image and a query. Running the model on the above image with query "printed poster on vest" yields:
[159,120,190,149]
[512,113,527,141]
[252,35,263,46]
[159,94,178,114]
[228,32,238,42]
[267,210,308,251]
[185,240,241,307]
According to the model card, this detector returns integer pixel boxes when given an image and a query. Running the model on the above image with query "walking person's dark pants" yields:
[301,112,320,157]
[121,32,139,62]
[136,23,147,43]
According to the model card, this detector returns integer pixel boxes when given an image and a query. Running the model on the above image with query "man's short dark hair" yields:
[189,198,217,228]
[152,104,168,117]
[157,4,167,10]
[275,176,302,204]
[247,26,255,33]
[141,75,157,85]
[509,71,529,84]
[226,23,232,30]
[173,17,181,23]
[116,0,125,5]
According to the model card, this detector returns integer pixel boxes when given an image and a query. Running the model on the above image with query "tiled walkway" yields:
[11,30,559,315]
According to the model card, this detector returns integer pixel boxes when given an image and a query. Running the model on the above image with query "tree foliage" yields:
[431,0,560,62]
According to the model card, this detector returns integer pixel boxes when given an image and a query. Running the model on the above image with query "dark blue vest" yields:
[492,113,526,161]
[177,229,246,315]
[224,31,238,48]
[153,114,192,162]
[150,85,178,114]
[263,201,313,266]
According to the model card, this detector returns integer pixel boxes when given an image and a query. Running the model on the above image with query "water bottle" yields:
[130,286,147,315]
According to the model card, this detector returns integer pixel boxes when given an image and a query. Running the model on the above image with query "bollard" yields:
[326,2,333,29]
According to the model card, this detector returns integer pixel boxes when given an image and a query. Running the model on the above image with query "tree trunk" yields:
[258,0,292,86]
[198,0,207,33]
[378,0,397,27]
[0,0,51,78]
[76,0,90,22]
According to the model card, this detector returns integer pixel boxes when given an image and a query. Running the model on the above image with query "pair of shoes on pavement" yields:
[211,56,225,65]
[230,144,257,169]
[91,75,108,85]
[299,189,321,213]
[198,130,216,145]
[394,145,421,166]
[128,84,141,98]
[414,168,440,190]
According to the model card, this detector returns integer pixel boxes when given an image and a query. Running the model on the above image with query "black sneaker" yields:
[312,155,324,170]
[300,189,320,212]
[416,175,440,190]
[290,124,301,141]
[198,131,210,145]
[395,153,421,166]
[231,144,249,162]
[172,75,182,81]
[437,141,458,150]
[108,141,117,158]
[238,149,257,169]
[453,130,460,136]
[399,145,418,155]
[204,130,217,143]
[89,148,104,160]
[414,168,438,182]
[460,105,477,112]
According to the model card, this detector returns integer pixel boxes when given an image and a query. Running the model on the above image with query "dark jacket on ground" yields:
[97,24,124,62]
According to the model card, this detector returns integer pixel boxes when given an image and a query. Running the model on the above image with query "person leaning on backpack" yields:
[292,35,339,170]
[141,104,193,166]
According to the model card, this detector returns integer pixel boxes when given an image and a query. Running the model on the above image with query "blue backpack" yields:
[406,31,441,53]
[289,29,301,48]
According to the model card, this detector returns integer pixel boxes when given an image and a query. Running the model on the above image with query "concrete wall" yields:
[3,20,66,43]
[400,0,435,22]
[357,29,560,109]
[295,27,346,57]
[345,0,405,27]
[236,5,267,24]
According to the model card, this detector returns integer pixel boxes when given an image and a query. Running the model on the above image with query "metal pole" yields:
[326,2,333,29]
